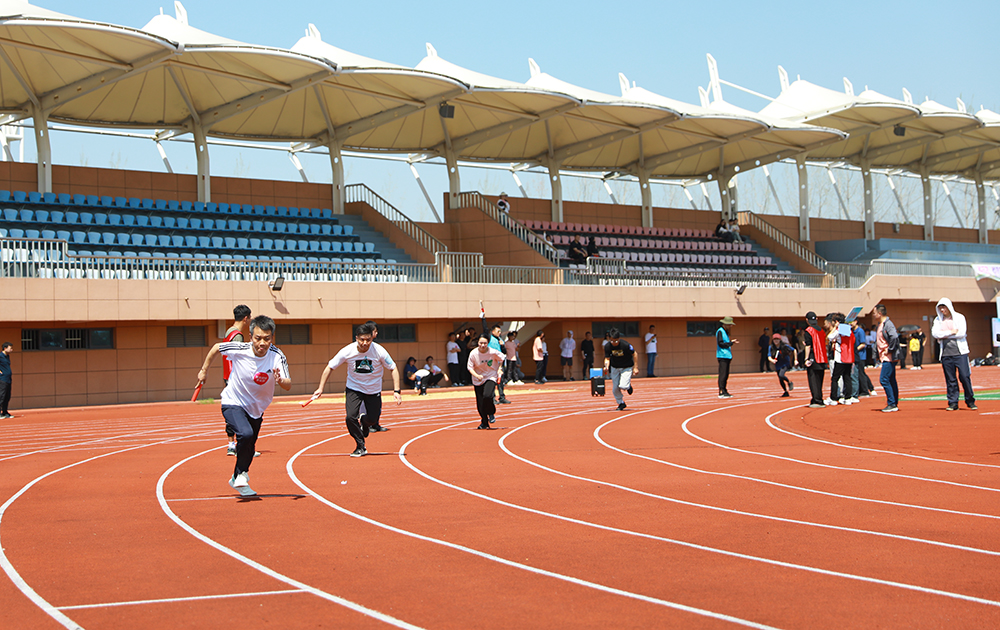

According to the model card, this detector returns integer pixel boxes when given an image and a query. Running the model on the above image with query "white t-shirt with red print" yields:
[219,342,289,419]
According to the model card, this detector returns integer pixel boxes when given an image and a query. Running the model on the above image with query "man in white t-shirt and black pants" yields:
[644,325,657,378]
[313,321,402,457]
[197,315,291,497]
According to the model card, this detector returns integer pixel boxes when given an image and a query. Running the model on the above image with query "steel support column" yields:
[548,161,563,223]
[32,106,51,194]
[861,160,875,240]
[638,168,653,228]
[445,150,460,210]
[975,171,988,244]
[193,124,211,203]
[796,156,810,242]
[329,141,345,215]
[920,167,934,241]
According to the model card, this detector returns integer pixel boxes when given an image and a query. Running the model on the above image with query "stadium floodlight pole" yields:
[920,165,934,241]
[975,172,988,244]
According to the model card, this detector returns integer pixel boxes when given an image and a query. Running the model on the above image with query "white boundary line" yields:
[681,405,1000,495]
[57,589,306,610]
[287,425,784,630]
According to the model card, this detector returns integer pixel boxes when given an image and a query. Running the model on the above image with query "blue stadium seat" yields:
[253,205,265,215]
[108,214,122,226]
[113,197,126,208]
[100,197,115,207]
[297,239,308,251]
[86,195,99,205]
[144,234,157,246]
[162,217,176,228]
[35,210,49,222]
[50,210,63,222]
[26,229,40,238]
[171,235,184,247]
[94,213,108,225]
[80,212,94,224]
[343,225,354,236]
[158,235,171,247]
[123,215,136,226]
[264,221,275,232]
[206,202,217,213]
[332,225,343,236]
[19,210,33,222]
[86,232,101,244]
[249,238,261,248]
[150,216,162,227]
[286,239,298,251]
[261,238,273,249]
[102,232,116,245]
[277,206,288,217]
[57,193,70,204]
[141,199,154,210]
[136,215,149,226]
[311,208,323,219]
[222,219,235,231]
[217,202,229,213]
[170,200,182,211]
[189,218,201,229]
[198,236,210,248]
[264,205,276,216]
[155,199,167,210]
[65,211,79,223]
[237,237,248,248]
[287,207,299,217]
[288,223,300,234]
[184,235,198,248]
[117,233,130,245]
[225,237,237,248]
[322,208,333,219]
[309,241,320,252]
[211,236,223,248]
[319,241,331,252]
[72,194,86,205]
[309,224,320,235]
[131,234,144,246]
[188,201,199,212]
[252,220,263,231]
[56,230,70,241]
[126,198,139,209]
[240,220,251,231]
[177,217,189,229]
[273,239,285,251]
[28,191,41,203]
[242,204,253,214]
[12,191,26,202]
[320,224,331,235]
[2,209,16,221]
[365,242,375,253]
[41,229,56,239]
[331,241,342,252]
[0,190,8,202]
[43,192,56,204]
[9,228,24,238]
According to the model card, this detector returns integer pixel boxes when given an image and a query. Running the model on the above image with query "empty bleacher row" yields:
[522,219,774,273]
[0,190,388,263]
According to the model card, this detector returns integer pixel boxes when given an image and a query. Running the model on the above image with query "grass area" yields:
[904,388,1000,401]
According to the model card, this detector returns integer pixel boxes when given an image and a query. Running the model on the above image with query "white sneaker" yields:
[846,397,859,404]
[824,398,838,406]
[253,451,261,457]
[229,471,249,488]
[839,398,852,405]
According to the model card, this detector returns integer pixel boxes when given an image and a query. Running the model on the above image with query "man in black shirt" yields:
[758,327,771,372]
[580,331,595,380]
[603,328,638,411]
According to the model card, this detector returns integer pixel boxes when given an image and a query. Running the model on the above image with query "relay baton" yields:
[191,382,204,402]
[301,395,319,407]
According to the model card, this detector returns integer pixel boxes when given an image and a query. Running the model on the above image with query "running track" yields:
[1,368,998,629]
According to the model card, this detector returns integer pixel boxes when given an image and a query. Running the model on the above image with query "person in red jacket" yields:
[829,312,857,405]
[802,311,828,408]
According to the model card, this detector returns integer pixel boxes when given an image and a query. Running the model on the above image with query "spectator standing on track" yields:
[446,332,462,386]
[716,317,738,398]
[802,311,828,408]
[580,331,595,380]
[196,315,290,497]
[468,334,505,429]
[533,330,548,383]
[758,327,771,373]
[603,328,638,411]
[851,320,871,397]
[504,331,524,384]
[828,313,857,406]
[931,298,977,411]
[560,330,577,381]
[865,325,878,367]
[222,305,252,456]
[767,334,796,397]
[644,325,658,378]
[872,304,901,413]
[489,324,511,404]
[312,321,402,458]
[909,331,926,370]
[0,342,14,419]
[461,326,477,386]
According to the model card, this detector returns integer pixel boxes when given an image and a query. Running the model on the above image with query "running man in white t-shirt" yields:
[468,335,505,429]
[312,321,401,457]
[197,315,291,497]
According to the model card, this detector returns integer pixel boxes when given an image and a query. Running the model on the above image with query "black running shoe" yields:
[627,386,633,395]
[617,402,627,411]
[350,447,367,457]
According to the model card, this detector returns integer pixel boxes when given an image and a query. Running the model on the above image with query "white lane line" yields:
[57,589,307,610]
[764,409,1000,469]
[155,446,426,630]
[682,406,1000,495]
[590,416,1000,555]
[287,427,784,630]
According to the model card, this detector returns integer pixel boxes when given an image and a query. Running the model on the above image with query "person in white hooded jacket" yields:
[931,297,977,411]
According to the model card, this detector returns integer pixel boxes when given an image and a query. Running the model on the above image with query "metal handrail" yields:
[455,191,560,265]
[345,183,448,256]
[737,210,828,272]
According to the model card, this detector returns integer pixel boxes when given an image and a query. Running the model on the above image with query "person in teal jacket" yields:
[716,316,739,398]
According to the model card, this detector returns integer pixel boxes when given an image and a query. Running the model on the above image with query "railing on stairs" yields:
[455,191,559,265]
[737,210,827,273]
[345,184,448,257]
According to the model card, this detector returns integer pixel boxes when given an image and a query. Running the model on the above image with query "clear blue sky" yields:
[29,0,1000,221]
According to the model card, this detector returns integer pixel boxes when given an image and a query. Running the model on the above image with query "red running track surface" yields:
[1,367,998,629]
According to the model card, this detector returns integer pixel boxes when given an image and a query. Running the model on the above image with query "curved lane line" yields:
[155,445,427,630]
[286,425,784,630]
[682,405,1000,495]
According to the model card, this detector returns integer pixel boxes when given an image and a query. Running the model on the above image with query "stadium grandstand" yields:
[1,0,1000,410]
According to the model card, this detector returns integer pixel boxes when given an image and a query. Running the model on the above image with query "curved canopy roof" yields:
[0,0,996,188]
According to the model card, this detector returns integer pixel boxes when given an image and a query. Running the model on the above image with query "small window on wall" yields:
[592,321,639,339]
[687,321,719,337]
[276,324,310,345]
[21,328,115,351]
[166,326,206,348]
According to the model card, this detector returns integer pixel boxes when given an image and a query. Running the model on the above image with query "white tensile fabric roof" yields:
[0,0,996,186]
